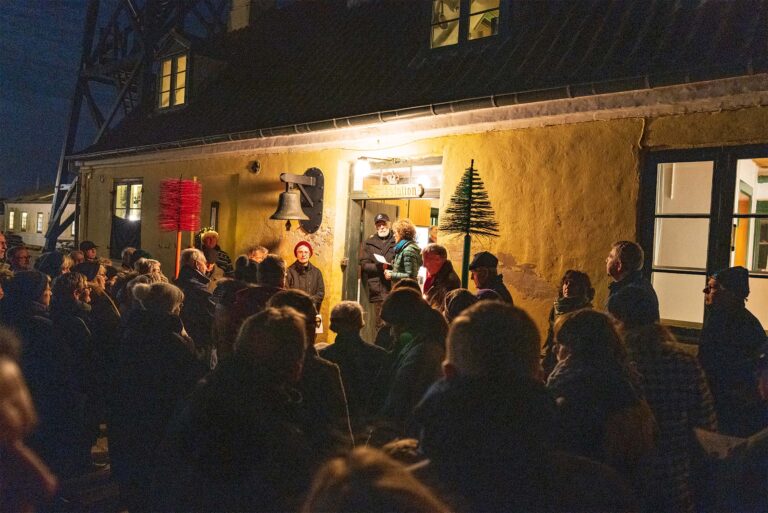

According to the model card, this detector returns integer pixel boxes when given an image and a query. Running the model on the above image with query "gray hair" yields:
[132,282,184,314]
[330,301,365,333]
[180,248,205,268]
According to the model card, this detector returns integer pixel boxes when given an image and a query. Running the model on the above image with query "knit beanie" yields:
[294,241,313,258]
[713,266,750,299]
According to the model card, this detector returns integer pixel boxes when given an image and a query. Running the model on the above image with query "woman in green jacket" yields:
[384,219,422,284]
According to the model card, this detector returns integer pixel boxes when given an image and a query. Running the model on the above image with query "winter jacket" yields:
[111,309,206,508]
[487,274,514,304]
[360,232,396,302]
[606,270,659,320]
[175,265,214,352]
[699,303,767,437]
[424,260,461,311]
[286,261,325,311]
[320,332,390,421]
[542,296,593,376]
[390,240,422,282]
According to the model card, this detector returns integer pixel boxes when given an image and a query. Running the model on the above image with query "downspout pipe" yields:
[67,64,760,161]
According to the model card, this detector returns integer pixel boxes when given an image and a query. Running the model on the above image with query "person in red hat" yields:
[287,241,325,311]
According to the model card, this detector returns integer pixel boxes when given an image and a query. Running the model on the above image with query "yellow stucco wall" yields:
[81,105,768,343]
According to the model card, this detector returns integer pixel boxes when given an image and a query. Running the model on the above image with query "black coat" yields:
[111,309,206,504]
[320,332,391,421]
[360,232,396,303]
[175,265,214,352]
[286,261,325,311]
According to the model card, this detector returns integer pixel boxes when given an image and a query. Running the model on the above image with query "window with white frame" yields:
[20,212,28,232]
[114,181,143,221]
[8,211,14,230]
[36,213,44,233]
[158,54,187,109]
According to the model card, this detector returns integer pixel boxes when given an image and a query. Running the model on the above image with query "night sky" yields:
[0,1,90,199]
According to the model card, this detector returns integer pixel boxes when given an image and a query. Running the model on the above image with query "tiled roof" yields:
[77,0,768,157]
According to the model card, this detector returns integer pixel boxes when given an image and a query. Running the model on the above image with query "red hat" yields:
[294,241,313,257]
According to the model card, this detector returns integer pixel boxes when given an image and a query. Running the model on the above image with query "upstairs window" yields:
[7,211,14,230]
[431,0,501,48]
[158,54,187,109]
[36,213,44,233]
[20,212,28,232]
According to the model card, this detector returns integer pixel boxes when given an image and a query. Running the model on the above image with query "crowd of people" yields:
[0,221,766,512]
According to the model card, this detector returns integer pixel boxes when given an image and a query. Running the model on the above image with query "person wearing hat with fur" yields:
[287,241,325,311]
[698,266,767,437]
[360,213,397,327]
[468,251,513,304]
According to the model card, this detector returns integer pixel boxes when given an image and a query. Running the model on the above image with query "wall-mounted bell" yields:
[270,189,309,222]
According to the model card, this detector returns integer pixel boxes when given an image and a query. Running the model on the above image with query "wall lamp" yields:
[270,167,324,233]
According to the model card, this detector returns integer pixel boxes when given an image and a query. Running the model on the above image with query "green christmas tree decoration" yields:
[439,160,499,287]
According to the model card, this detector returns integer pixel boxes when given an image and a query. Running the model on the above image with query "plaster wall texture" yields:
[80,105,768,340]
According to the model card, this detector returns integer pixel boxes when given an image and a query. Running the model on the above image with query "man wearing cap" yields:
[699,266,768,437]
[468,251,513,304]
[80,241,99,263]
[360,213,396,327]
[287,241,325,311]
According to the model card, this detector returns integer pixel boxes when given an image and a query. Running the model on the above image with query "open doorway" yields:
[342,157,442,343]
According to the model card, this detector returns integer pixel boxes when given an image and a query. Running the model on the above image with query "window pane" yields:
[653,218,709,269]
[656,161,713,214]
[469,10,500,40]
[159,91,170,108]
[174,87,186,106]
[176,54,187,72]
[115,185,128,210]
[161,75,171,93]
[127,209,141,221]
[734,158,766,214]
[652,272,706,325]
[175,71,186,89]
[162,58,172,76]
[745,276,768,328]
[115,208,127,220]
[130,184,142,208]
[470,0,500,13]
[36,213,43,233]
[431,20,459,48]
[8,211,14,230]
[21,212,28,231]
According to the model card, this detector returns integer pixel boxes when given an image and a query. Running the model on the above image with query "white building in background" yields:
[3,191,75,248]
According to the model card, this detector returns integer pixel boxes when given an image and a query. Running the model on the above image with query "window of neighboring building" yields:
[114,181,143,221]
[430,0,501,48]
[641,148,768,331]
[8,211,14,230]
[20,212,28,232]
[36,213,44,233]
[158,54,187,109]
[71,221,76,236]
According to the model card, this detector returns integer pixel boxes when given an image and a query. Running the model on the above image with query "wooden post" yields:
[175,231,182,279]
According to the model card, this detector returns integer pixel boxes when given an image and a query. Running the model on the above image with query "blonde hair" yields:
[302,447,450,513]
[201,230,219,242]
[392,218,417,241]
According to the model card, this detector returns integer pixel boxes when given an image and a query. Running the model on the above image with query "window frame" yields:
[639,144,768,334]
[20,212,28,232]
[8,211,14,230]
[429,0,506,50]
[113,179,144,221]
[36,212,44,233]
[157,53,189,110]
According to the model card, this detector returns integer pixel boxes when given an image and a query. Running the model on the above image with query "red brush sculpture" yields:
[159,178,202,278]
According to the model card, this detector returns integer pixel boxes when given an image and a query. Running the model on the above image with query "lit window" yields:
[21,212,28,232]
[469,0,500,40]
[430,0,501,48]
[71,221,76,236]
[431,0,460,48]
[36,213,44,233]
[8,211,14,230]
[643,150,768,330]
[115,181,143,221]
[158,54,187,109]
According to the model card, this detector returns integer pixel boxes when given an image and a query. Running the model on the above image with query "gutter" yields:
[68,64,762,161]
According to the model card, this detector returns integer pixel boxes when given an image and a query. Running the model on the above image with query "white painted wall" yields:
[3,202,75,248]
